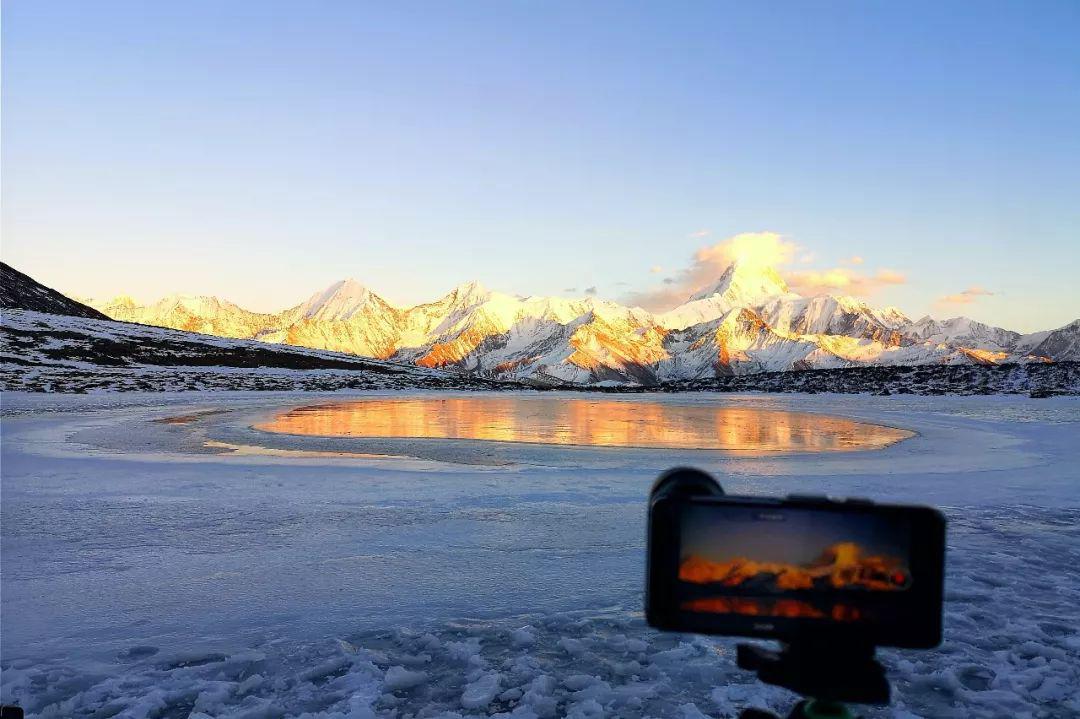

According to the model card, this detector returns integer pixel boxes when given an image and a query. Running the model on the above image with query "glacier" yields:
[2,391,1078,718]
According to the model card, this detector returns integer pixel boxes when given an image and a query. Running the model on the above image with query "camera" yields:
[645,468,947,715]
[646,468,945,648]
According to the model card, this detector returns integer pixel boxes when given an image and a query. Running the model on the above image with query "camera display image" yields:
[677,504,912,622]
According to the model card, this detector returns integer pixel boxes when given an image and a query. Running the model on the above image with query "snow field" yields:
[2,392,1079,717]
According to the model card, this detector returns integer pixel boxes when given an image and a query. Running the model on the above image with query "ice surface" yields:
[2,391,1079,717]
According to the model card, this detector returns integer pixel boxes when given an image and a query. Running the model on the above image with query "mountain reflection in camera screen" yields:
[678,505,913,598]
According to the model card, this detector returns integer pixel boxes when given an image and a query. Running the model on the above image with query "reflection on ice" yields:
[255,397,913,453]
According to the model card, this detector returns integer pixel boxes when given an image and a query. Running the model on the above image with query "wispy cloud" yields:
[688,229,711,238]
[785,267,906,297]
[842,255,864,265]
[649,265,664,274]
[584,286,598,296]
[938,286,994,305]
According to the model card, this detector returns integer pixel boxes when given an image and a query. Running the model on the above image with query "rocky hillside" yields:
[653,361,1080,397]
[0,308,515,393]
[1,262,111,320]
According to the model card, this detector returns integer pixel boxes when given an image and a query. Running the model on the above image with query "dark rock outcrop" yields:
[1,262,110,320]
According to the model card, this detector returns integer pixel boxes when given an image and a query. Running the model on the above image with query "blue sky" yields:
[680,504,908,566]
[3,1,1078,331]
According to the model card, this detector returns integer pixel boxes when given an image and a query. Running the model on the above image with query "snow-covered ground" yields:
[2,391,1078,718]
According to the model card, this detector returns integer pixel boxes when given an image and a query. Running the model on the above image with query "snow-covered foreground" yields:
[2,392,1078,718]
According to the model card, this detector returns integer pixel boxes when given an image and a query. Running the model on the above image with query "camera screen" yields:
[677,503,913,624]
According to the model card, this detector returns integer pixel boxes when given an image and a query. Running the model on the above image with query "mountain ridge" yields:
[76,262,1080,385]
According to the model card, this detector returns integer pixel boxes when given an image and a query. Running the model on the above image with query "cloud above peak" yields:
[624,232,796,310]
[786,267,906,297]
[624,231,908,311]
[694,231,797,270]
[938,286,994,305]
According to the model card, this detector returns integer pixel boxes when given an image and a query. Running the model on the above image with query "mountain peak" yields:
[450,279,490,303]
[300,278,381,320]
[687,261,790,304]
[334,277,370,294]
[108,294,139,309]
[160,293,222,309]
[657,262,793,330]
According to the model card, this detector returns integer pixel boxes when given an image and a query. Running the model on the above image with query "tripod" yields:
[734,639,890,719]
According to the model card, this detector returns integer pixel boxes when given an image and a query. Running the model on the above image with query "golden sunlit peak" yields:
[299,278,377,319]
[309,278,371,299]
[451,279,489,298]
[687,260,791,303]
[335,277,369,292]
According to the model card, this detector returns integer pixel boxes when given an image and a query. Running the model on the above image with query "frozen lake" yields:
[253,396,912,453]
[1,391,1078,718]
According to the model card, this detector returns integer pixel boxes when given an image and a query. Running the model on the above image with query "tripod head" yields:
[735,638,889,719]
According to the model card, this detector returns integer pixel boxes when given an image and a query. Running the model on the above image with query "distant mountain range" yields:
[2,262,1076,395]
[78,262,1079,385]
[679,541,909,592]
[0,261,507,393]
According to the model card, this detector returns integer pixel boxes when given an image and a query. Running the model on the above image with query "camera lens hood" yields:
[650,467,724,504]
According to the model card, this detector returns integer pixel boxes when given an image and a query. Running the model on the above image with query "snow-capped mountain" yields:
[657,308,823,379]
[259,279,404,359]
[392,285,662,383]
[1012,319,1080,361]
[758,295,909,345]
[901,316,1020,353]
[80,262,1080,385]
[91,293,277,339]
[657,262,798,330]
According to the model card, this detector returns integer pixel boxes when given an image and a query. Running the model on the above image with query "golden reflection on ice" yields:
[254,398,912,453]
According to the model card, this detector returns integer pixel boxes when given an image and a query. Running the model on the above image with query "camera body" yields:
[646,468,946,650]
